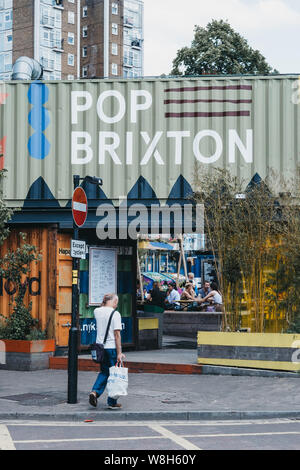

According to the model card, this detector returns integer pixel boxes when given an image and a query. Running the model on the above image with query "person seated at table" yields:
[143,288,149,301]
[181,282,200,311]
[198,280,212,299]
[188,273,198,296]
[199,282,223,311]
[136,280,142,301]
[147,281,166,310]
[181,282,197,301]
[165,282,181,310]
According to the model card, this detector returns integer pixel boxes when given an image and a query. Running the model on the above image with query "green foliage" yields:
[171,20,277,76]
[0,233,43,340]
[0,170,14,246]
[25,327,47,341]
[283,251,300,333]
[0,304,37,340]
[193,168,300,332]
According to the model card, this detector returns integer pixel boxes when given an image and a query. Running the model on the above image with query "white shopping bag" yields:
[107,363,128,399]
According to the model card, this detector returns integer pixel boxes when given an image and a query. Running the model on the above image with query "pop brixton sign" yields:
[2,77,300,206]
[70,87,253,167]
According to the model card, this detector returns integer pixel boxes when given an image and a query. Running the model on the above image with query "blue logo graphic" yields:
[27,83,50,160]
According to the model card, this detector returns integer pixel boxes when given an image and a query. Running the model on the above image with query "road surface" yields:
[1,418,300,451]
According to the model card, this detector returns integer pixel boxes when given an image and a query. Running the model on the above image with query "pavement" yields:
[1,335,300,422]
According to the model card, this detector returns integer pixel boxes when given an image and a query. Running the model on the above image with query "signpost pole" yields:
[67,175,101,404]
[67,175,80,404]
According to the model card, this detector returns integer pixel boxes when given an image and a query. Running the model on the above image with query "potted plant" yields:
[0,233,55,370]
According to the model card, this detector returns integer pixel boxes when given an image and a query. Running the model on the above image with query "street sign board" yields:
[72,187,88,227]
[71,239,86,259]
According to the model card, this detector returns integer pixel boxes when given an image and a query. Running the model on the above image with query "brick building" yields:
[0,0,144,80]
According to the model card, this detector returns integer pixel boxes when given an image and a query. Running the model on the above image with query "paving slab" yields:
[1,369,300,421]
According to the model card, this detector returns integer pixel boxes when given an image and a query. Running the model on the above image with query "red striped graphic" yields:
[164,84,252,118]
[164,85,252,93]
[164,99,252,104]
[165,111,250,118]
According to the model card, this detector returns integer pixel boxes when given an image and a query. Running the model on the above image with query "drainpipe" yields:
[77,0,81,78]
[34,0,41,62]
[103,0,109,78]
[11,57,43,80]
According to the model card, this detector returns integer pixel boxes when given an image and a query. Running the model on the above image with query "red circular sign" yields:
[72,187,88,227]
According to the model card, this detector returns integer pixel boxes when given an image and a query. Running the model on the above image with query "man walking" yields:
[89,293,125,410]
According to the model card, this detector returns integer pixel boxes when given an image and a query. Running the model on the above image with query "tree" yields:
[171,20,277,76]
[0,169,14,245]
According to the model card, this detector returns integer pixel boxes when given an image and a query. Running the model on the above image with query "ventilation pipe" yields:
[11,57,43,80]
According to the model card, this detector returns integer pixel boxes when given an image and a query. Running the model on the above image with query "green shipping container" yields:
[0,75,300,210]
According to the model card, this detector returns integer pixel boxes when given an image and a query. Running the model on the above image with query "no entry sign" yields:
[72,187,88,227]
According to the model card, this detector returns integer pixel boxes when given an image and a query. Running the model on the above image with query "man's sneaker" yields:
[89,392,98,408]
[108,403,122,410]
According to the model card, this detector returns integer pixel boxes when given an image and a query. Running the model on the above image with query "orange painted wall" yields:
[0,227,57,340]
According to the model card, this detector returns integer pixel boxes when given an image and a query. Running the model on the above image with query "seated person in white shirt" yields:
[165,282,181,310]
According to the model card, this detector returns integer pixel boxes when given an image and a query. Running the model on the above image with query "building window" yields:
[82,66,88,77]
[111,43,118,56]
[0,51,12,73]
[112,2,118,15]
[67,32,74,45]
[68,74,74,80]
[82,26,88,38]
[82,46,87,57]
[68,53,74,66]
[68,11,75,24]
[0,30,12,51]
[0,9,12,30]
[112,23,118,35]
[111,63,118,75]
[82,6,87,17]
[0,0,12,9]
[68,0,75,3]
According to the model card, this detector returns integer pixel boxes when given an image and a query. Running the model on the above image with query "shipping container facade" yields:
[1,76,300,343]
[0,228,137,348]
[0,75,300,211]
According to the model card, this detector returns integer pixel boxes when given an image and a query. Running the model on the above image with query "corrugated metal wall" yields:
[0,76,299,208]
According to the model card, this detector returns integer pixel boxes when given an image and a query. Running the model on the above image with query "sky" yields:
[143,0,300,76]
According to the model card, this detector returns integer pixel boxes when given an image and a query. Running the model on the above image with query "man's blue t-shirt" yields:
[199,287,212,298]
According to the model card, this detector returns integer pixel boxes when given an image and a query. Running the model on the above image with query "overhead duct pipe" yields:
[11,57,43,81]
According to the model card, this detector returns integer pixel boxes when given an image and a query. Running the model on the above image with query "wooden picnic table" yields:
[177,299,212,311]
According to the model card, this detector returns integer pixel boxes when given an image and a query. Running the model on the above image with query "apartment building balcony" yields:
[123,57,133,67]
[52,39,64,52]
[41,57,55,72]
[53,0,64,10]
[42,16,55,28]
[124,17,134,28]
[131,39,142,50]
